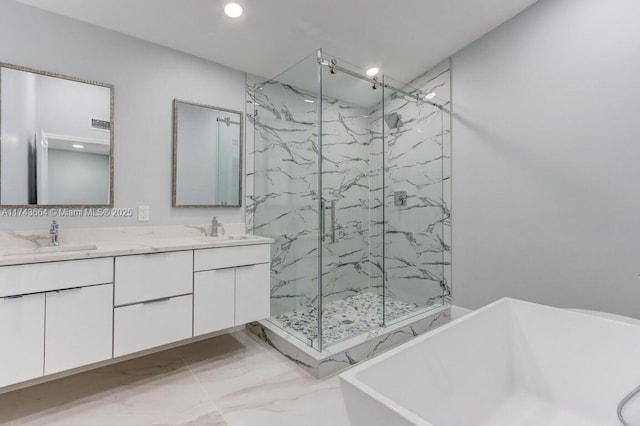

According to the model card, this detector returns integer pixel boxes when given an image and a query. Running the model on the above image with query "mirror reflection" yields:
[173,100,242,207]
[0,64,113,206]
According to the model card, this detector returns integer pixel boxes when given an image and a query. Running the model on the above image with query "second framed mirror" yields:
[172,99,242,207]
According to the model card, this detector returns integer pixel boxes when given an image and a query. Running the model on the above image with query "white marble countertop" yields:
[0,224,273,267]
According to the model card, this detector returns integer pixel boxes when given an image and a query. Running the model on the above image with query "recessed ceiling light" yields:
[366,67,379,77]
[224,2,243,18]
[72,144,84,149]
[303,99,314,103]
[425,92,436,100]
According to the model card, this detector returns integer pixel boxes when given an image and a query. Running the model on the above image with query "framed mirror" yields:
[0,63,114,207]
[172,99,242,207]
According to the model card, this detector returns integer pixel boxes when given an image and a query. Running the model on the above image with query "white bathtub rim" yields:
[340,297,640,426]
[565,308,640,325]
[342,297,640,384]
[347,296,640,380]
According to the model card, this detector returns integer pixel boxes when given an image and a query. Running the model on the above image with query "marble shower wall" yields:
[245,58,452,321]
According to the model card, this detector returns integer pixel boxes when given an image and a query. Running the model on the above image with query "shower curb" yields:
[247,305,451,378]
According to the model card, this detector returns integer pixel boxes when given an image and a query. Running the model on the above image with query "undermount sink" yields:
[2,244,98,256]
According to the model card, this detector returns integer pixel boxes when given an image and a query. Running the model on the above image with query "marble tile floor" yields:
[271,291,430,347]
[0,330,350,426]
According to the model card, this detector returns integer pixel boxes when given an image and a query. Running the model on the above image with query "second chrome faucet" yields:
[210,216,223,237]
[50,220,59,246]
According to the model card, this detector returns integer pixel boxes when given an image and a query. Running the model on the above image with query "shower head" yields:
[384,112,403,130]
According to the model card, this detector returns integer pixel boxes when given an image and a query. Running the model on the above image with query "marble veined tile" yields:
[0,330,356,426]
[176,332,350,426]
[0,352,225,426]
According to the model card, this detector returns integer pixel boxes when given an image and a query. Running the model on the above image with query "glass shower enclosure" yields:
[252,50,447,351]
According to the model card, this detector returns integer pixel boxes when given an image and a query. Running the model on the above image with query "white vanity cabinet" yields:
[0,236,272,392]
[113,251,194,357]
[0,258,114,388]
[193,244,271,336]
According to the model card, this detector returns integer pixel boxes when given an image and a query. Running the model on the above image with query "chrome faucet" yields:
[210,216,222,237]
[49,220,59,246]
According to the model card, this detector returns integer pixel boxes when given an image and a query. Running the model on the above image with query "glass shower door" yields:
[318,52,384,349]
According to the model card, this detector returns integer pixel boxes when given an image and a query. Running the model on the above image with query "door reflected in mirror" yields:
[0,63,113,206]
[172,100,242,207]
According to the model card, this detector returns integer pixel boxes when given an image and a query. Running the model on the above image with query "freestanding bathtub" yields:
[339,298,640,426]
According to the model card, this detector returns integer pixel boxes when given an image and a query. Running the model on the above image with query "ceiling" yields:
[16,0,538,84]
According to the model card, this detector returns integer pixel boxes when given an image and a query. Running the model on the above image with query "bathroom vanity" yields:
[0,227,272,392]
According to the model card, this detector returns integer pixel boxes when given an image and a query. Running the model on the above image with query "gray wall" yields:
[451,0,640,316]
[0,0,246,230]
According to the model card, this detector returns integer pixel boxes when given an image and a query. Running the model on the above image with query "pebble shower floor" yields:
[270,292,426,347]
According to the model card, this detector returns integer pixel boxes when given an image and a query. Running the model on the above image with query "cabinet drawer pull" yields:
[3,294,23,300]
[55,286,82,293]
[142,297,171,305]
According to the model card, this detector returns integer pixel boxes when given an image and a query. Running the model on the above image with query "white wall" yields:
[451,0,640,317]
[0,0,246,230]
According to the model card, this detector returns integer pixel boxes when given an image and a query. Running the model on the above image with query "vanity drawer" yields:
[113,294,192,357]
[194,244,270,271]
[0,258,114,298]
[114,250,193,306]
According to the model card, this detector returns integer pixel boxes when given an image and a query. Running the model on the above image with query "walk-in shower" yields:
[251,49,450,352]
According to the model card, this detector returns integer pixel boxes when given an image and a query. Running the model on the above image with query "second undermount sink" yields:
[2,244,98,257]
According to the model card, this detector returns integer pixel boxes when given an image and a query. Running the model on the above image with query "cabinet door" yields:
[193,269,235,336]
[235,263,271,325]
[0,293,45,388]
[45,284,113,375]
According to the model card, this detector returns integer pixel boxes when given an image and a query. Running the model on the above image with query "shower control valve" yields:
[394,191,407,207]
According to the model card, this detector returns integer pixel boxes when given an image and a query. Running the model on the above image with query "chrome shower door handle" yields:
[321,200,336,244]
[321,200,326,242]
[329,200,336,243]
